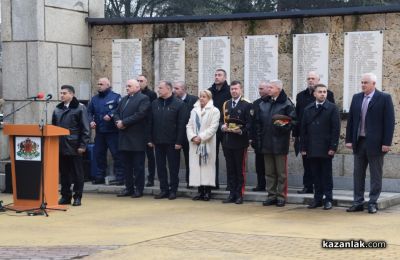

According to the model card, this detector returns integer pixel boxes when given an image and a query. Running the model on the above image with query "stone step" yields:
[83,181,400,210]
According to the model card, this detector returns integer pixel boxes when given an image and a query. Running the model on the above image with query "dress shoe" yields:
[297,187,313,194]
[168,192,177,200]
[192,194,204,201]
[307,201,323,209]
[276,199,286,207]
[117,190,134,197]
[262,198,277,206]
[323,201,333,210]
[346,204,364,212]
[203,193,211,201]
[58,197,71,205]
[368,204,378,214]
[72,197,81,206]
[131,192,143,198]
[91,178,105,185]
[222,196,236,203]
[252,186,266,192]
[235,197,243,204]
[145,182,154,187]
[154,191,169,199]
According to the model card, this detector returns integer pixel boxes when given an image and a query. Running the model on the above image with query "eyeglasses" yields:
[361,81,370,84]
[138,80,144,82]
[97,83,104,85]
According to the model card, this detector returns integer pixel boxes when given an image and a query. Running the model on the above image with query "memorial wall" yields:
[90,12,400,186]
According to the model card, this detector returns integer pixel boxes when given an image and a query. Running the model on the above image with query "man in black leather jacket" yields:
[254,80,296,207]
[52,85,90,206]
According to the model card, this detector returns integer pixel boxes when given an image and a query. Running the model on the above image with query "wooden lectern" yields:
[3,124,70,211]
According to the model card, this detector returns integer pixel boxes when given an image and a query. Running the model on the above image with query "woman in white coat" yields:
[187,90,220,201]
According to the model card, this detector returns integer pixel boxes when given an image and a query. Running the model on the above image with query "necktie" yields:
[316,104,321,109]
[359,95,370,136]
[63,105,68,110]
[232,101,236,108]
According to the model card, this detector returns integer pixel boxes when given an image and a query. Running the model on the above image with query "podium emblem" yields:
[15,137,41,161]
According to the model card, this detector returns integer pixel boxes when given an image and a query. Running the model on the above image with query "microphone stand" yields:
[1,98,39,125]
[5,97,67,216]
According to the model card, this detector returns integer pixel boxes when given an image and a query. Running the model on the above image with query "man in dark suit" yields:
[173,81,199,188]
[300,84,340,210]
[221,81,252,205]
[251,81,269,192]
[293,71,335,194]
[137,75,157,187]
[208,69,232,189]
[149,80,186,200]
[345,73,395,214]
[114,79,151,198]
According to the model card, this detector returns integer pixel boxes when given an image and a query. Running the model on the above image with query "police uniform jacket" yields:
[300,101,340,158]
[220,97,252,149]
[87,88,121,133]
[255,89,296,155]
[150,95,187,146]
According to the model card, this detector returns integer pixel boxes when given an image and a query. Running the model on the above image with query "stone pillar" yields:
[0,0,104,159]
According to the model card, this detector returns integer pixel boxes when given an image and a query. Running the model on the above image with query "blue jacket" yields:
[345,90,395,156]
[87,88,121,133]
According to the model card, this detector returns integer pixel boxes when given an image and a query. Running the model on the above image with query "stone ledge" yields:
[84,182,400,210]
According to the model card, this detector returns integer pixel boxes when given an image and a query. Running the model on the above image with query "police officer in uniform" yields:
[221,81,252,204]
[87,77,123,185]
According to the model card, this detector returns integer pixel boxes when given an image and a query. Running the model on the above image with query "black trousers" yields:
[145,145,156,183]
[121,151,145,194]
[255,152,266,189]
[215,132,222,188]
[302,155,314,191]
[309,157,333,202]
[182,140,190,184]
[155,144,180,193]
[223,147,247,197]
[60,154,85,198]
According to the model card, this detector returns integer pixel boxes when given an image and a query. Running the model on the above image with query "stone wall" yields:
[0,0,104,159]
[90,12,400,190]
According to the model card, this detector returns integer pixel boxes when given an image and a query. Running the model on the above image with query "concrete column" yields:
[0,0,104,159]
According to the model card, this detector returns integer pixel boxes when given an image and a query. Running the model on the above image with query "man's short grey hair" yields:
[174,81,187,90]
[269,79,283,90]
[159,80,173,90]
[362,73,377,83]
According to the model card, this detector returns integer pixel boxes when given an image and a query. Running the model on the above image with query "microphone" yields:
[46,94,53,100]
[26,92,45,100]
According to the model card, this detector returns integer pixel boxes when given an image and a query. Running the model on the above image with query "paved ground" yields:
[0,192,399,259]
